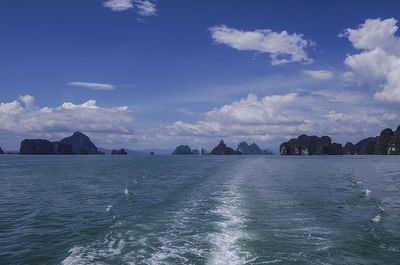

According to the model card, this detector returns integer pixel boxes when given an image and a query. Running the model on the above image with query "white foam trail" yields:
[372,215,382,223]
[61,246,95,265]
[258,260,282,264]
[143,201,205,264]
[62,224,126,265]
[207,185,254,265]
[106,205,113,212]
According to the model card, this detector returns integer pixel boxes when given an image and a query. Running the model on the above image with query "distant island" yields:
[111,148,127,155]
[0,125,399,156]
[171,140,273,155]
[280,135,342,155]
[237,142,273,155]
[210,140,241,155]
[172,145,196,155]
[280,125,400,155]
[19,132,104,155]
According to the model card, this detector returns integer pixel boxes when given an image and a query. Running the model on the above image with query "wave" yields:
[372,214,382,223]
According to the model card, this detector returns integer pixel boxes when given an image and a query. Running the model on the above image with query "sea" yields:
[0,155,400,265]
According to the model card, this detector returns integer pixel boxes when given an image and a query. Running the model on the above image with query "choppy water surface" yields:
[1,155,400,264]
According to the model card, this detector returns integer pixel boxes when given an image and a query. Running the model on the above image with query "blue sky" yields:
[1,0,400,151]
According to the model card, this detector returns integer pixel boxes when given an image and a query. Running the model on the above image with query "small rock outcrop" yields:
[0,147,3,154]
[172,145,194,155]
[60,132,99,154]
[111,148,127,155]
[211,140,242,155]
[20,139,56,154]
[237,142,273,155]
[280,135,342,155]
[201,148,208,155]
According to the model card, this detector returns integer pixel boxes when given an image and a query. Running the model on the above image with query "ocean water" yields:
[1,155,400,265]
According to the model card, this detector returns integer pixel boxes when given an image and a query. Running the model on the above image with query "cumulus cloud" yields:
[165,93,302,145]
[19,95,35,109]
[0,95,134,148]
[103,0,156,16]
[67,82,115,90]
[209,25,313,65]
[302,70,333,80]
[165,92,399,146]
[341,18,400,102]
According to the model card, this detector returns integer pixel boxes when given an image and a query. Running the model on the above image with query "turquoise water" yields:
[0,155,400,264]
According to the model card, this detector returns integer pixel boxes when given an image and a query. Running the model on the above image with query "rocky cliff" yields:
[211,140,241,155]
[387,126,400,154]
[281,125,400,155]
[342,126,400,155]
[60,132,99,154]
[20,139,56,154]
[19,132,100,155]
[374,126,400,155]
[280,135,342,155]
[343,138,378,155]
[354,137,378,155]
[52,141,74,154]
[375,129,393,154]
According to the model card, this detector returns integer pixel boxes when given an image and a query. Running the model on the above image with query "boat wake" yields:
[62,162,256,265]
[207,183,255,265]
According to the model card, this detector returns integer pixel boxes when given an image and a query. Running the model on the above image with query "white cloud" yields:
[103,0,133,11]
[0,95,134,148]
[135,0,156,16]
[341,18,400,53]
[342,18,400,102]
[19,95,35,109]
[164,92,399,147]
[67,82,115,90]
[302,70,333,80]
[205,93,299,124]
[103,0,156,16]
[209,25,313,65]
[166,93,305,140]
[59,100,99,110]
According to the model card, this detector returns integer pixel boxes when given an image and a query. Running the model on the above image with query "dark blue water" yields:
[0,155,400,264]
